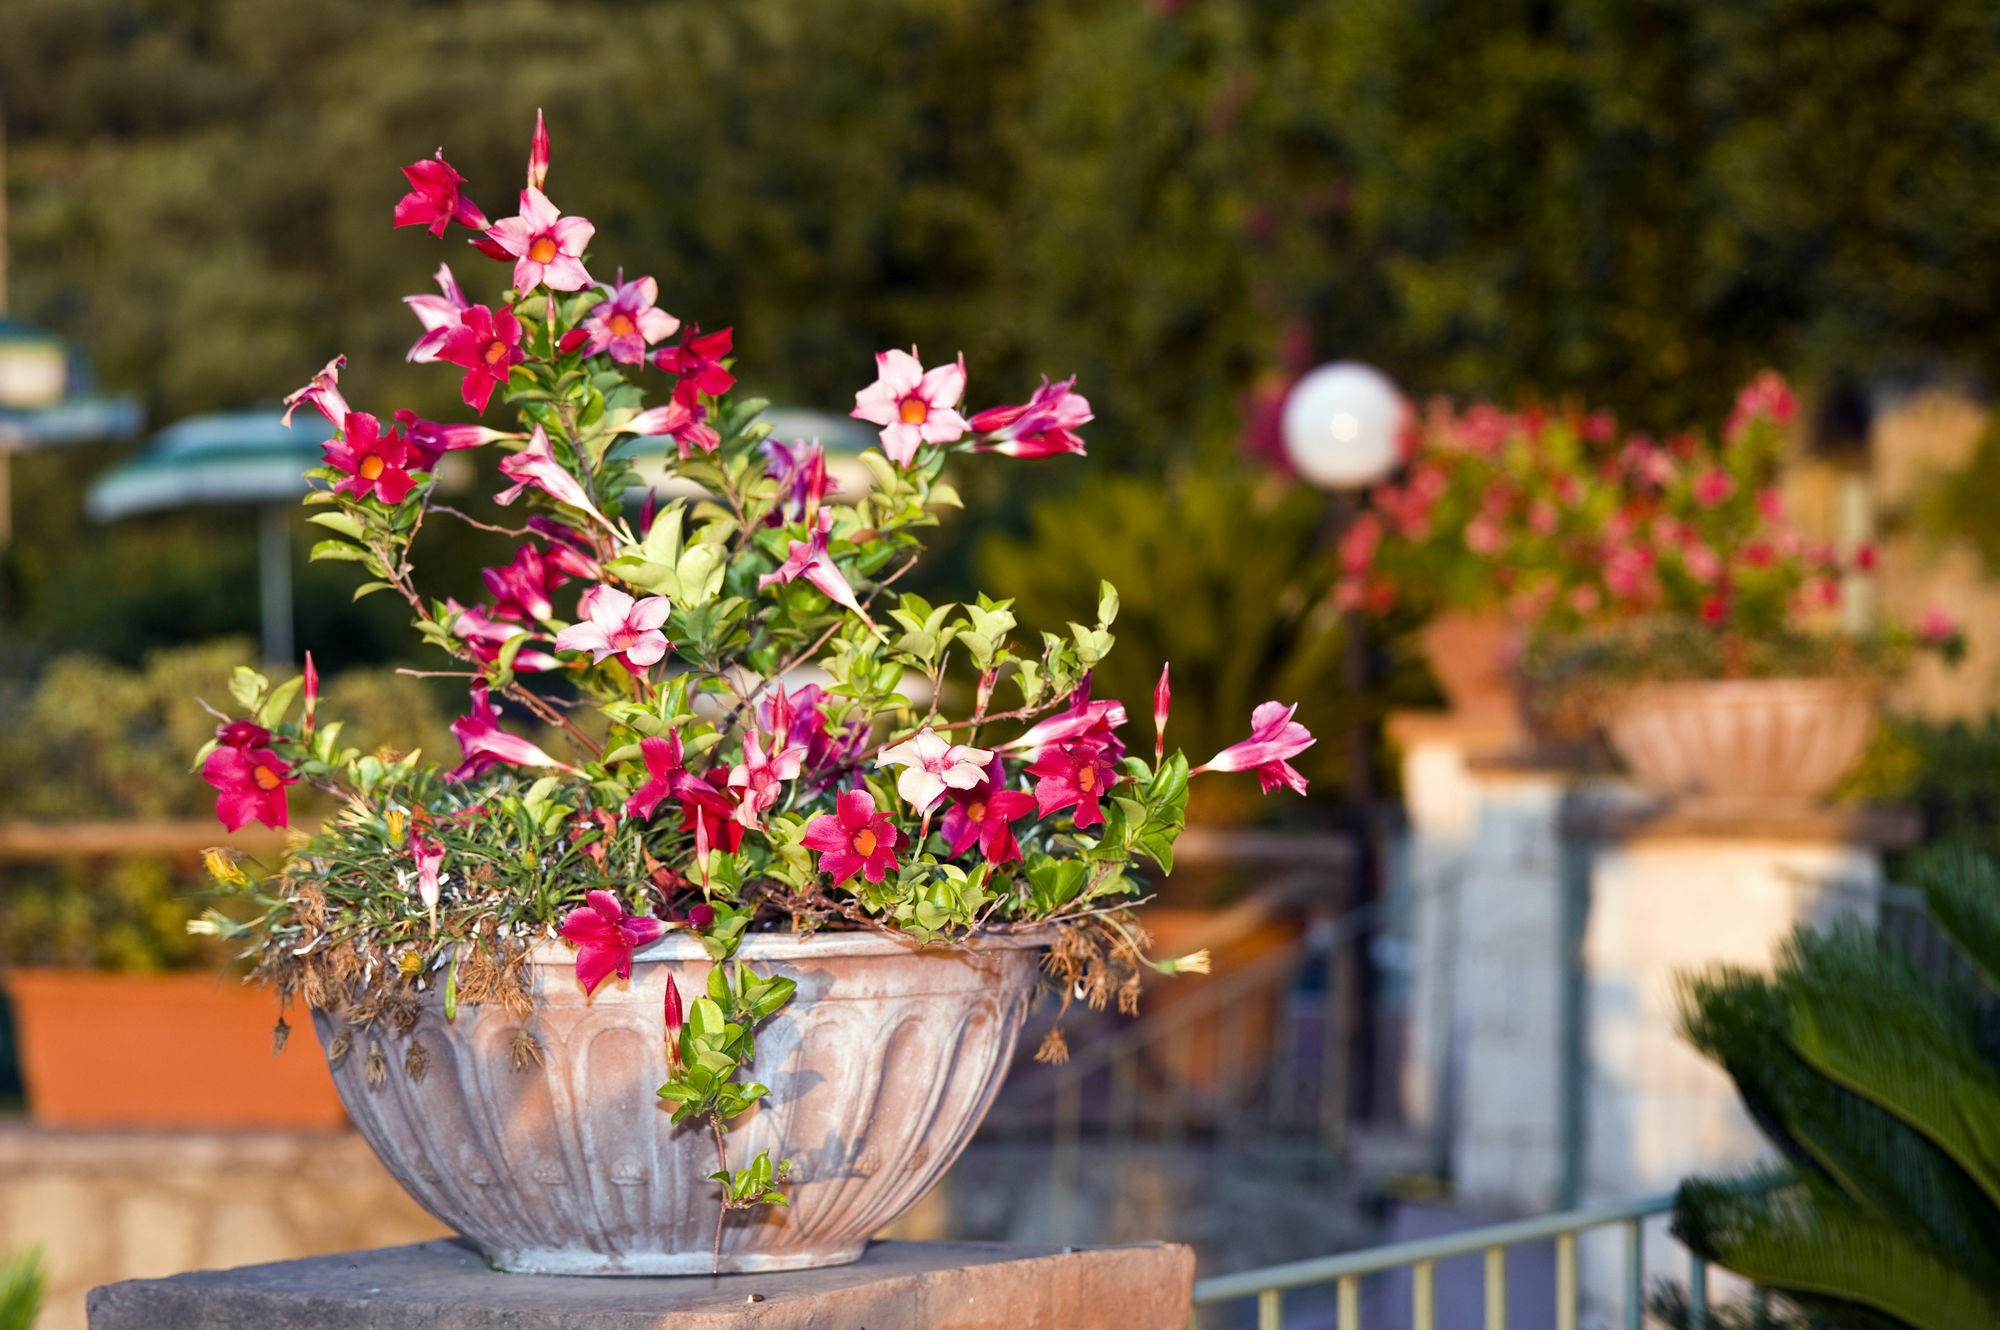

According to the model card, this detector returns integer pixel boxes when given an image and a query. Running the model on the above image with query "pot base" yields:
[486,1243,867,1276]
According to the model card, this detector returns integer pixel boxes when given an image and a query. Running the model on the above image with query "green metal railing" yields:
[1191,1191,1704,1330]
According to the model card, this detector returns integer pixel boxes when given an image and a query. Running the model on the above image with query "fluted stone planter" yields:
[1603,677,1880,813]
[311,929,1046,1275]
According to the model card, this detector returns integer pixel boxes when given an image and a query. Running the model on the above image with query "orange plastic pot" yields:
[2,969,346,1128]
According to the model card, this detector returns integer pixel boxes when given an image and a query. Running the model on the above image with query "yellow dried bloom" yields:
[202,848,248,887]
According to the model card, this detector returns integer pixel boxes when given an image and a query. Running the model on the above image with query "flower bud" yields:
[1153,662,1171,765]
[663,974,685,1072]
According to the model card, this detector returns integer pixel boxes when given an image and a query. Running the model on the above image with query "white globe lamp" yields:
[1280,361,1408,491]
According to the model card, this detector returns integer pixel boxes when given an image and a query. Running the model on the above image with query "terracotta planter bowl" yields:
[1418,611,1519,722]
[1603,677,1881,813]
[313,929,1046,1275]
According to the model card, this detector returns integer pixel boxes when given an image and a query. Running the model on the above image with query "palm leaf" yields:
[0,1245,44,1330]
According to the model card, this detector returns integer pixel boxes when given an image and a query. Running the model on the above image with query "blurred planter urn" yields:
[1418,610,1519,723]
[314,929,1044,1275]
[1602,677,1881,814]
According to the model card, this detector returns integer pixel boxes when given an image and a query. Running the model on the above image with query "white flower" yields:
[876,727,992,815]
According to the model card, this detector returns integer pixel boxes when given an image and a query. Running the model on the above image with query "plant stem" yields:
[709,1112,729,1276]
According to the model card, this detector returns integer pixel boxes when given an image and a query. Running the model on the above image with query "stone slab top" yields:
[1561,799,1920,848]
[86,1237,1195,1330]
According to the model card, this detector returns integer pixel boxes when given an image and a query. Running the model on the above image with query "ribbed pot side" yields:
[1604,677,1880,812]
[310,929,1046,1275]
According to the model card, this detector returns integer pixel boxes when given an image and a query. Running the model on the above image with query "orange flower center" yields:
[898,397,930,425]
[528,236,559,264]
[252,765,282,791]
[1077,766,1096,792]
[611,629,638,650]
[358,454,386,480]
[968,801,987,822]
[483,339,511,366]
[608,313,637,337]
[852,827,878,858]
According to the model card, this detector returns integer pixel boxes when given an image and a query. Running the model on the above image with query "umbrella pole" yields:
[258,502,293,663]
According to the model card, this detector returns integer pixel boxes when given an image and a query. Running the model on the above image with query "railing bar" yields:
[1556,1232,1577,1330]
[1484,1245,1505,1330]
[1623,1217,1642,1330]
[1337,1273,1359,1330]
[1413,1259,1435,1330]
[1192,1194,1676,1301]
[1689,1254,1708,1324]
[1258,1287,1282,1330]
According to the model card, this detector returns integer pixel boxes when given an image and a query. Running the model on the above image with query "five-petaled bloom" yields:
[553,585,673,672]
[1195,701,1316,795]
[851,348,969,467]
[940,757,1038,867]
[202,745,295,831]
[653,325,736,398]
[438,304,526,412]
[876,728,992,815]
[581,274,679,364]
[324,412,419,505]
[482,544,569,623]
[559,890,664,996]
[486,187,595,293]
[1027,739,1118,830]
[970,376,1092,459]
[801,789,901,886]
[392,151,490,237]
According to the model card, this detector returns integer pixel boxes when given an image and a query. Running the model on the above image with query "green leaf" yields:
[306,510,366,539]
[309,539,372,564]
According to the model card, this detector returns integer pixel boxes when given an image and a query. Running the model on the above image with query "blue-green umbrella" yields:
[0,315,144,543]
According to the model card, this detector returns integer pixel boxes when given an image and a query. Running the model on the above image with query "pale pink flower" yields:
[485,187,594,293]
[281,356,349,430]
[969,376,1092,458]
[1920,608,1959,643]
[495,425,611,526]
[757,508,870,621]
[727,731,807,829]
[1194,701,1316,795]
[876,727,993,815]
[554,585,673,671]
[580,273,680,364]
[1683,544,1723,585]
[1693,467,1734,508]
[851,348,968,465]
[404,263,470,364]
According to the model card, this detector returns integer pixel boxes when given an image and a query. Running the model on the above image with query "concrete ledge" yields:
[1561,800,1919,848]
[87,1237,1195,1330]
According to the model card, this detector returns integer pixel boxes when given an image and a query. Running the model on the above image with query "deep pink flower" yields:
[554,584,673,671]
[1027,739,1118,829]
[1700,593,1730,625]
[876,727,992,815]
[1195,701,1316,795]
[527,515,604,580]
[202,746,294,831]
[759,682,866,790]
[625,731,686,821]
[495,424,608,522]
[663,972,684,1071]
[404,263,471,364]
[1692,467,1734,508]
[443,599,559,673]
[216,719,273,750]
[678,777,747,853]
[393,409,507,457]
[969,376,1092,458]
[653,325,736,398]
[726,731,807,829]
[485,187,594,293]
[801,789,901,886]
[623,397,720,460]
[437,304,526,413]
[558,890,664,996]
[851,348,968,466]
[392,151,489,237]
[446,685,578,783]
[762,439,833,526]
[939,758,1038,867]
[996,678,1128,758]
[1920,607,1959,643]
[758,508,869,619]
[1724,369,1797,442]
[281,356,349,430]
[686,903,717,931]
[581,274,679,364]
[324,412,420,505]
[482,544,569,623]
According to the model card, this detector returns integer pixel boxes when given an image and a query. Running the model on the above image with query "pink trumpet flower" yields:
[757,508,871,622]
[404,263,470,363]
[446,685,578,783]
[996,677,1128,758]
[528,109,551,192]
[409,829,446,923]
[801,789,901,886]
[970,376,1092,458]
[527,516,604,580]
[622,397,720,460]
[1154,663,1171,765]
[1195,701,1316,795]
[875,727,992,815]
[495,424,606,521]
[281,356,349,430]
[851,348,968,466]
[553,584,673,672]
[442,599,559,673]
[393,409,507,456]
[202,746,294,832]
[653,325,736,398]
[625,731,686,821]
[726,731,807,829]
[323,411,418,505]
[558,890,664,996]
[580,273,680,364]
[1027,738,1118,830]
[486,187,594,293]
[482,544,569,623]
[437,303,526,413]
[392,151,489,237]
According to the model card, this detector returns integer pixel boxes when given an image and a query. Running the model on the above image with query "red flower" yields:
[323,411,418,505]
[216,719,273,750]
[940,758,1038,866]
[1700,594,1730,625]
[392,151,490,238]
[625,732,685,822]
[677,777,747,853]
[558,890,665,996]
[1195,701,1316,796]
[302,652,318,735]
[438,304,526,413]
[202,746,294,831]
[801,789,901,886]
[1028,739,1118,829]
[653,324,736,398]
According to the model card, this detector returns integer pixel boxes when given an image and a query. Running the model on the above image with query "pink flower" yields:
[1683,544,1723,585]
[496,425,609,523]
[409,830,446,921]
[554,584,673,671]
[1757,488,1785,523]
[1153,663,1172,765]
[443,599,559,673]
[625,731,686,821]
[281,356,349,430]
[580,273,679,364]
[323,411,418,505]
[876,727,993,814]
[404,263,470,364]
[527,516,604,580]
[202,746,294,831]
[762,439,833,526]
[679,778,746,853]
[1027,739,1118,829]
[1700,594,1730,625]
[485,187,594,293]
[727,731,807,829]
[851,348,969,466]
[392,151,490,237]
[437,304,526,413]
[1465,515,1504,556]
[1529,500,1559,537]
[969,376,1092,458]
[558,890,664,996]
[1340,513,1381,577]
[663,973,684,1072]
[1567,584,1602,616]
[653,325,736,398]
[1855,542,1879,573]
[758,508,869,620]
[760,682,867,790]
[1195,701,1316,795]
[940,758,1038,866]
[216,719,273,750]
[997,678,1128,758]
[446,685,578,783]
[393,409,507,456]
[1692,467,1734,508]
[1920,607,1959,643]
[801,789,901,886]
[622,397,721,460]
[302,652,318,735]
[482,544,569,623]
[528,109,551,192]
[1724,369,1797,442]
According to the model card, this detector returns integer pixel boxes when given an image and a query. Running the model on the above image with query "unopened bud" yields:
[1159,949,1210,976]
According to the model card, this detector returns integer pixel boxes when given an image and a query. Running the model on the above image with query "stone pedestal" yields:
[87,1237,1194,1330]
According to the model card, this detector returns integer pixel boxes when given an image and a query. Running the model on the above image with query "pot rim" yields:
[522,923,1058,967]
[1617,674,1884,703]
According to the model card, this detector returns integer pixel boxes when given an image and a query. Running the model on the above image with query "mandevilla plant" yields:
[189,115,1314,1247]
